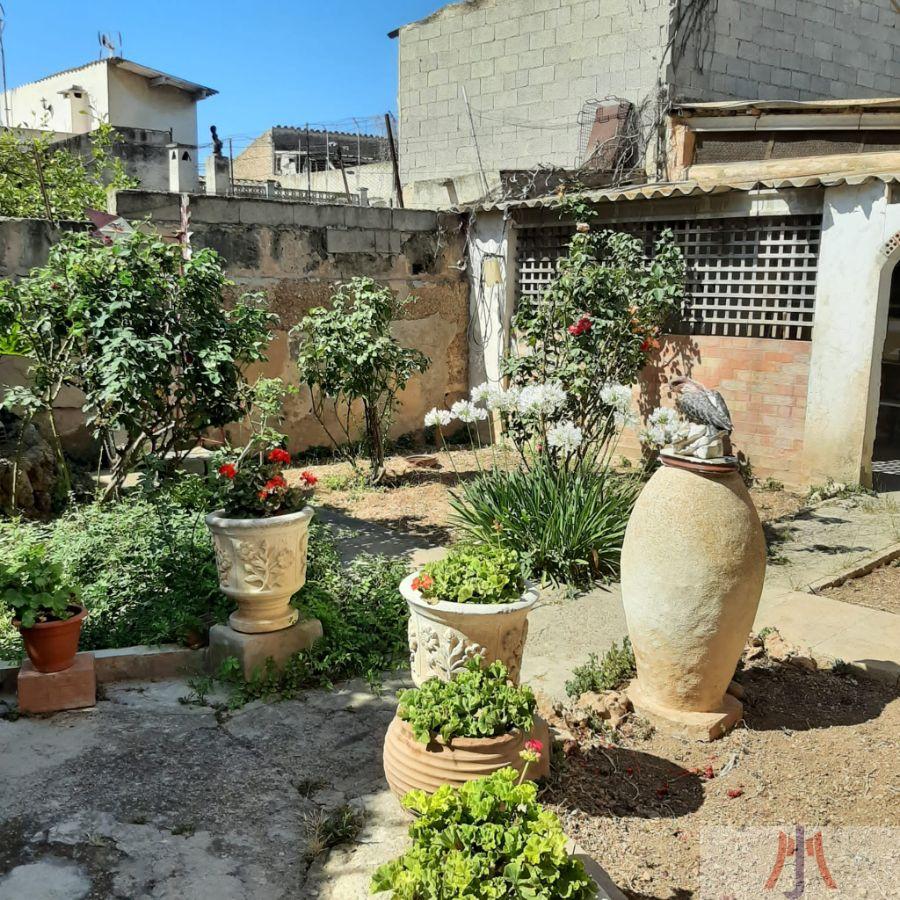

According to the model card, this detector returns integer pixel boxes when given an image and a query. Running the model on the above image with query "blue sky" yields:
[1,0,446,152]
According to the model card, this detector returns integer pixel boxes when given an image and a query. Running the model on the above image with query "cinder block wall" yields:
[616,335,811,488]
[397,0,671,184]
[673,0,900,100]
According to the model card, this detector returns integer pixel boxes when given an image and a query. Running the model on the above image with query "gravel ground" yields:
[820,559,900,615]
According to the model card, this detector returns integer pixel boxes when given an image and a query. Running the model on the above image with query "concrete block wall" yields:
[674,0,900,101]
[397,0,671,184]
[615,335,812,488]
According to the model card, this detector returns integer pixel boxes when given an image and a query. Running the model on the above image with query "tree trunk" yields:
[364,400,385,484]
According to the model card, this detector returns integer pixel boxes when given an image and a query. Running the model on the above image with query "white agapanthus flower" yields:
[599,382,633,414]
[547,420,583,454]
[424,407,452,428]
[615,410,639,429]
[451,399,489,423]
[641,423,669,447]
[517,381,567,417]
[648,406,680,428]
[641,407,683,447]
[486,385,521,413]
[470,382,492,405]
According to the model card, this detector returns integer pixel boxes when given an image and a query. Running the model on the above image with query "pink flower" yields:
[524,738,543,755]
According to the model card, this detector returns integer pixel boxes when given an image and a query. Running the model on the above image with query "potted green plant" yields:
[402,543,538,685]
[383,659,546,800]
[371,767,597,898]
[206,447,317,634]
[0,542,85,673]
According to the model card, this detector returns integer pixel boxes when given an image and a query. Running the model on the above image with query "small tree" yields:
[293,277,429,483]
[0,230,276,502]
[0,123,136,221]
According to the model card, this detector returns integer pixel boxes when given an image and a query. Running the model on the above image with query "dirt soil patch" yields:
[543,661,899,899]
[749,486,805,523]
[819,559,900,615]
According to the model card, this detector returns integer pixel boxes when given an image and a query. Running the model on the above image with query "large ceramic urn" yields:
[620,459,766,739]
[401,574,539,686]
[206,506,315,634]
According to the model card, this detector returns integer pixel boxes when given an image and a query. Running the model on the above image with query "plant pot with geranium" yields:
[1,541,85,673]
[403,542,538,685]
[372,766,597,899]
[206,446,317,634]
[383,658,547,800]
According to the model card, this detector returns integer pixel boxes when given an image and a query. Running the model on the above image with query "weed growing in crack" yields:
[303,804,364,861]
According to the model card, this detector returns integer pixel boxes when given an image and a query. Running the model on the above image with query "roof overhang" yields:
[110,58,217,100]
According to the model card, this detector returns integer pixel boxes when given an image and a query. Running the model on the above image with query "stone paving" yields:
[2,491,900,898]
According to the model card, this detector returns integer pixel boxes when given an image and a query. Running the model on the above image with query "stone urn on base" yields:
[206,506,315,633]
[620,455,766,740]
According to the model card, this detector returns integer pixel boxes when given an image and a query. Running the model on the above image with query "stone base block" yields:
[626,678,742,741]
[208,618,323,679]
[17,653,96,714]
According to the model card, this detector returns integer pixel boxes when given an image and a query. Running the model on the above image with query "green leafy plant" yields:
[0,537,79,628]
[0,122,136,221]
[397,659,535,744]
[213,447,316,518]
[371,767,597,899]
[293,277,429,483]
[417,543,524,605]
[451,458,640,585]
[565,638,636,698]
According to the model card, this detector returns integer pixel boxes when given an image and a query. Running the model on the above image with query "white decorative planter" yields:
[620,462,766,738]
[401,573,539,685]
[205,506,315,634]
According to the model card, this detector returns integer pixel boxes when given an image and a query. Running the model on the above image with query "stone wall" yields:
[0,194,469,455]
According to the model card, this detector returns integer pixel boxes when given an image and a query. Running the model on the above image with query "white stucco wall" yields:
[107,66,198,146]
[803,181,900,486]
[2,61,109,132]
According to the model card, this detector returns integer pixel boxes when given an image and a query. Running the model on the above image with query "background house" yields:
[1,57,216,191]
[391,0,900,207]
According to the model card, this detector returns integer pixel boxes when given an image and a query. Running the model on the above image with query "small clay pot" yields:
[383,715,546,801]
[16,606,87,673]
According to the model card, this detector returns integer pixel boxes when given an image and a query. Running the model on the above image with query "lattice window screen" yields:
[516,215,822,340]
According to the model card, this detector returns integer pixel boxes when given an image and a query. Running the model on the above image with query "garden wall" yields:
[616,335,812,489]
[0,193,469,454]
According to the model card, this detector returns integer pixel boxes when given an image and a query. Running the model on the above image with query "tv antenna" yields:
[98,31,122,59]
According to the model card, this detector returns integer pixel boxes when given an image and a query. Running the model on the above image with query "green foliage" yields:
[419,542,524,605]
[293,277,429,481]
[0,532,79,628]
[0,122,136,221]
[370,767,597,899]
[503,227,684,448]
[565,638,636,698]
[398,659,535,744]
[451,457,640,585]
[0,229,275,501]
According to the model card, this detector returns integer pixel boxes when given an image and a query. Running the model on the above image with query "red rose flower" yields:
[218,463,237,480]
[300,470,318,487]
[568,322,582,336]
[268,448,291,465]
[524,738,543,755]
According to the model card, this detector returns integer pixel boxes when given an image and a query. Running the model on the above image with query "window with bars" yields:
[516,214,822,340]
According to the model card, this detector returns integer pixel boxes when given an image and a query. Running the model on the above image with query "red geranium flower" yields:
[524,738,543,755]
[300,470,318,487]
[268,448,291,465]
[258,489,269,501]
[264,475,287,492]
[411,573,433,592]
[218,463,237,480]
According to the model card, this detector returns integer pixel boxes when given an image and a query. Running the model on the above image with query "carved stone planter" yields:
[383,715,545,801]
[205,506,315,634]
[401,573,538,685]
[620,461,766,739]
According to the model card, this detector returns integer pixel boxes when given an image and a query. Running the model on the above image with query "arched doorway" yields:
[872,262,900,491]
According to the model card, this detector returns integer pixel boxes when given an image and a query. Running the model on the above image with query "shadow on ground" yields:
[316,507,447,561]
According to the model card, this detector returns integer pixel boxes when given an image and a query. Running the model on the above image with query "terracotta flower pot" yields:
[205,506,314,634]
[402,573,539,686]
[383,715,545,800]
[17,606,87,673]
[620,461,766,737]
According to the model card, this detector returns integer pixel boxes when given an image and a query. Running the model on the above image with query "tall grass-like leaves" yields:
[450,457,639,585]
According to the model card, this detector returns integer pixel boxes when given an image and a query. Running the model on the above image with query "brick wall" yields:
[674,0,900,101]
[617,335,811,488]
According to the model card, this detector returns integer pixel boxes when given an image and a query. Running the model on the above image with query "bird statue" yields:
[666,376,734,461]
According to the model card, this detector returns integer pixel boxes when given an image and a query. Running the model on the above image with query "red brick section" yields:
[17,653,97,714]
[617,335,811,489]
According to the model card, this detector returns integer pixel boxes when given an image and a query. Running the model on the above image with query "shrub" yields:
[565,638,636,698]
[293,277,429,483]
[397,659,535,744]
[451,457,640,585]
[417,542,524,605]
[371,767,597,899]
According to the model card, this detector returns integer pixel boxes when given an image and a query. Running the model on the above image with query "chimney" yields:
[168,144,199,193]
[59,85,92,134]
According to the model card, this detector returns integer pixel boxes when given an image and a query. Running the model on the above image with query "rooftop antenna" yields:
[0,3,11,127]
[98,31,122,59]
